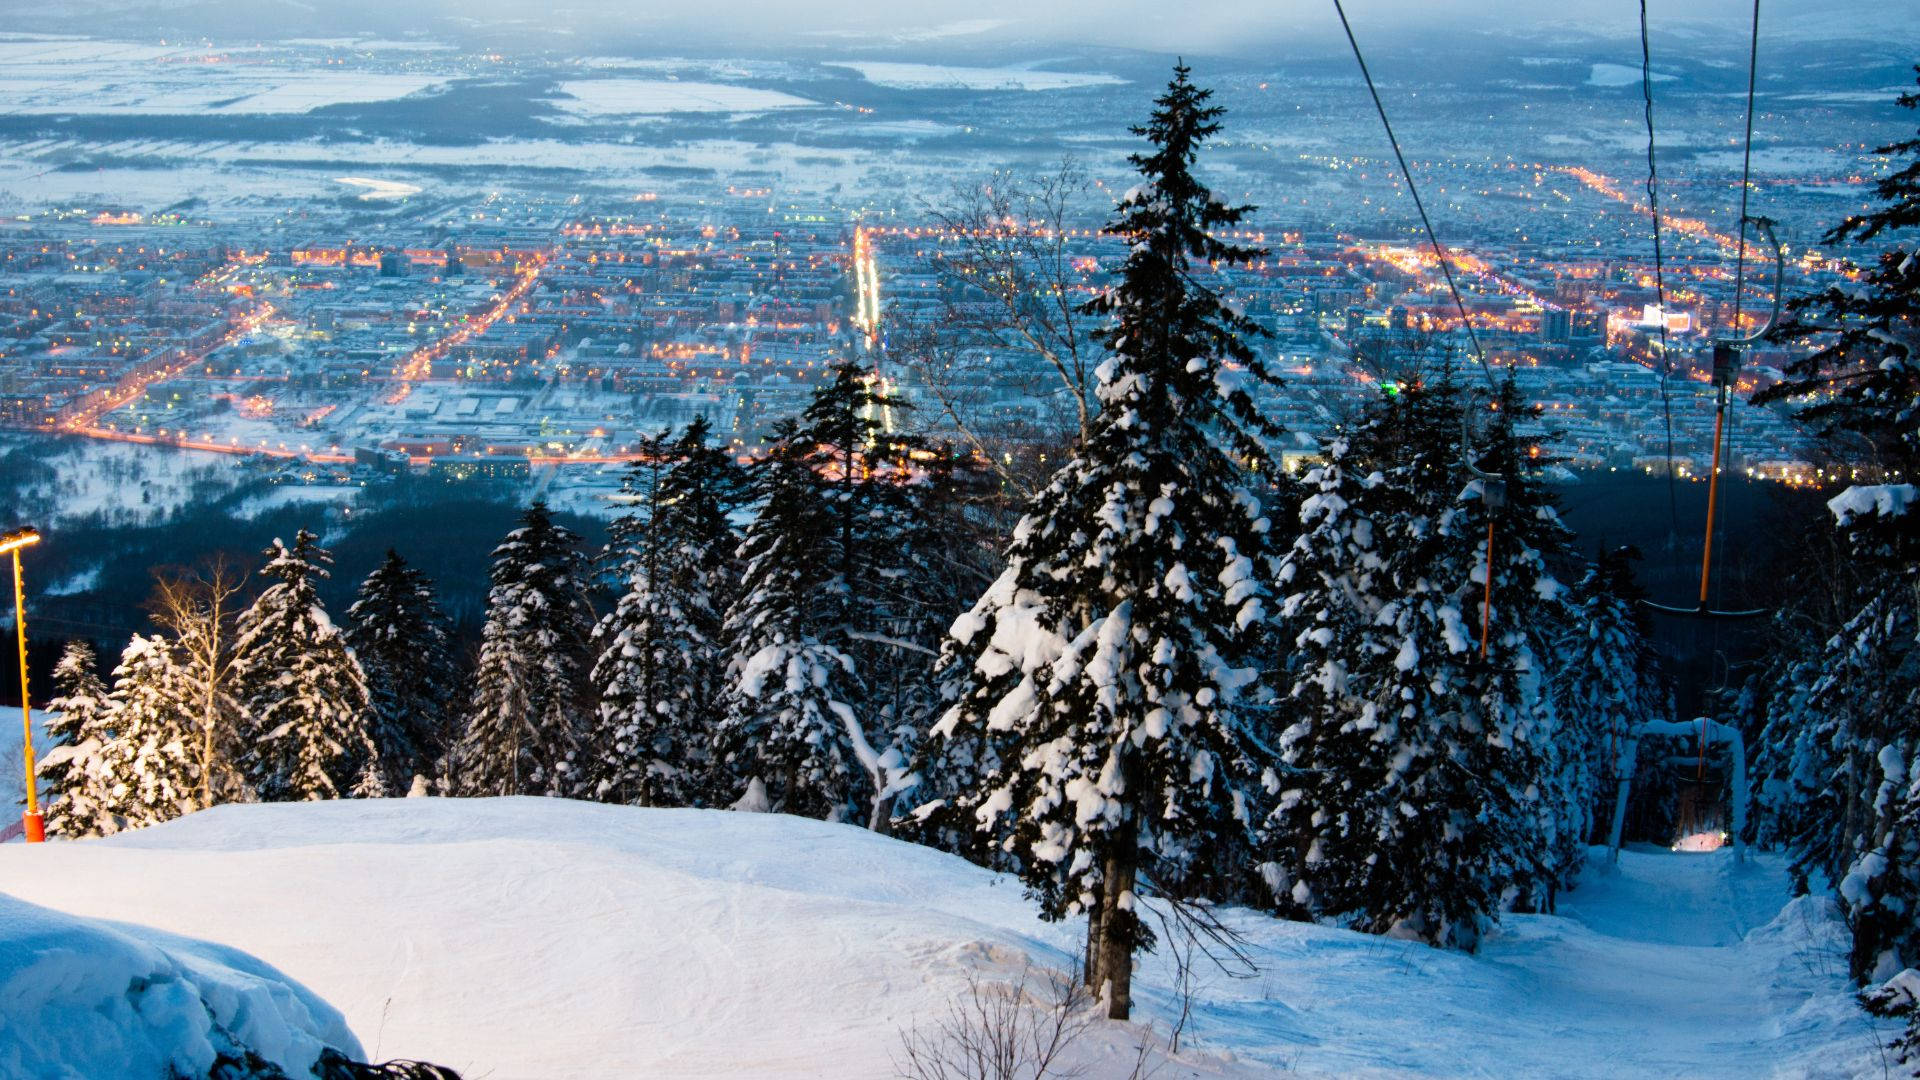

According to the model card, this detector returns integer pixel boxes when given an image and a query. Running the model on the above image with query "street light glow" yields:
[0,527,40,557]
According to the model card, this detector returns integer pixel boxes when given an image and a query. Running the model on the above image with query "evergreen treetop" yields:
[918,63,1280,1020]
[37,640,119,839]
[346,548,455,789]
[234,529,376,802]
[455,501,596,797]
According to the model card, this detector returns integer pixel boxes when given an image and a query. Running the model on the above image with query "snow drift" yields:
[0,892,359,1078]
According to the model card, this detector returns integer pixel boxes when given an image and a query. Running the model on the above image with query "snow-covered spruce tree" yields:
[1472,377,1583,910]
[715,365,931,823]
[860,442,993,834]
[585,416,749,806]
[453,501,596,797]
[99,634,199,830]
[346,549,455,791]
[1753,68,1919,469]
[36,640,120,838]
[1261,372,1575,947]
[1748,72,1920,996]
[1548,546,1662,866]
[233,530,377,802]
[913,65,1280,1021]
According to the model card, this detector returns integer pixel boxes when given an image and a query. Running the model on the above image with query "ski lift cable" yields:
[1333,0,1510,659]
[1706,0,1766,648]
[1640,0,1682,538]
[1702,6,1763,772]
[1708,0,1766,613]
[1730,0,1763,336]
[1331,0,1495,392]
[1638,0,1773,623]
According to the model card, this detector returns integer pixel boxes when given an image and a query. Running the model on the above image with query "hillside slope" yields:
[0,796,1897,1078]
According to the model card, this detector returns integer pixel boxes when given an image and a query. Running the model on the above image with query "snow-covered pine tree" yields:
[36,640,119,838]
[345,549,455,791]
[1756,492,1920,987]
[714,365,926,823]
[1263,379,1504,944]
[1747,71,1920,997]
[1469,376,1580,911]
[1261,371,1573,946]
[99,634,199,830]
[453,501,596,797]
[585,416,748,806]
[1258,426,1409,924]
[233,530,377,802]
[1548,546,1662,874]
[1754,68,1919,468]
[913,64,1280,1020]
[859,441,992,834]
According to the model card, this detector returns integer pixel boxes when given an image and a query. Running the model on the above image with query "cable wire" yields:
[1331,0,1495,391]
[1731,0,1763,336]
[1641,0,1681,538]
[1709,0,1764,720]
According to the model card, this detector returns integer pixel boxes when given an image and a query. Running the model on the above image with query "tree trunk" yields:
[200,615,220,810]
[1083,899,1105,991]
[867,791,895,835]
[1098,844,1138,1021]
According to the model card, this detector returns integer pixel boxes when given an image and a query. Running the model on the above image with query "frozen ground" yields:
[0,793,1896,1079]
[552,79,818,118]
[0,38,445,116]
[826,61,1125,92]
[1,438,248,527]
[1588,62,1677,88]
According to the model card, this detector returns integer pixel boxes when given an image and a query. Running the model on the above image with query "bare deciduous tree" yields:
[149,553,252,809]
[889,159,1101,497]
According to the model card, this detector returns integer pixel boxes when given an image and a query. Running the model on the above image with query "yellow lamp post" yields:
[2,526,44,843]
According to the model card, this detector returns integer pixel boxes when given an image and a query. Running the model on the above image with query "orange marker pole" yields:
[12,547,42,843]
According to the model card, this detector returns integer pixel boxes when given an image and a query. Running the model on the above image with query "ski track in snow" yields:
[0,789,1897,1078]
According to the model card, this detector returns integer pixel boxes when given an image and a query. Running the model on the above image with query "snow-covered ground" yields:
[551,79,817,118]
[0,795,1895,1078]
[0,38,446,116]
[826,61,1124,91]
[0,437,250,527]
[0,892,359,1077]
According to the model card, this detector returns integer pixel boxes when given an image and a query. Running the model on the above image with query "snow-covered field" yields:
[827,61,1124,91]
[551,80,817,118]
[0,38,446,116]
[334,176,424,201]
[0,438,247,527]
[0,794,1895,1078]
[1588,62,1676,88]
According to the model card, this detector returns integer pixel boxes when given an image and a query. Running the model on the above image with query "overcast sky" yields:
[484,0,1910,53]
[18,0,1915,54]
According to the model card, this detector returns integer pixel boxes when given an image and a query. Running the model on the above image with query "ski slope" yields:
[0,797,1897,1078]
